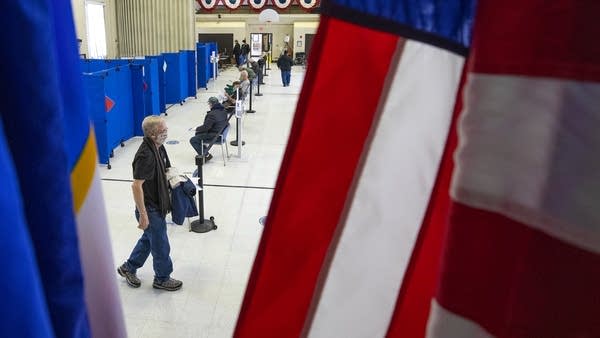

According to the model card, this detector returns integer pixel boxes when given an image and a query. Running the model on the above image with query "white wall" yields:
[293,21,319,54]
[196,22,295,60]
[195,21,247,53]
[248,24,293,58]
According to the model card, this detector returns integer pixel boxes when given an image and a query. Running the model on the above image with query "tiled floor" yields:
[101,64,305,337]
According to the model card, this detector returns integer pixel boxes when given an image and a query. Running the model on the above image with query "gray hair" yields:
[141,116,164,137]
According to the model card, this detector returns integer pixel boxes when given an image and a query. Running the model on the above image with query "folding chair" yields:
[200,112,235,166]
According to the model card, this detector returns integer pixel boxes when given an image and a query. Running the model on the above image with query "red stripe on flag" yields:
[385,66,468,338]
[234,16,399,337]
[437,202,600,336]
[470,0,600,81]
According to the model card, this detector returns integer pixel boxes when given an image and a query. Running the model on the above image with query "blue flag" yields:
[0,119,54,337]
[0,1,91,337]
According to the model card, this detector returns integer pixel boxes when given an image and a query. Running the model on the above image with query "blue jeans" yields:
[125,207,173,282]
[190,133,215,156]
[281,70,291,86]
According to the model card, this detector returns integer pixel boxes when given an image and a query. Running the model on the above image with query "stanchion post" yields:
[211,51,217,80]
[264,55,270,76]
[255,76,262,96]
[237,110,243,157]
[190,155,217,233]
[230,88,246,147]
[246,81,256,113]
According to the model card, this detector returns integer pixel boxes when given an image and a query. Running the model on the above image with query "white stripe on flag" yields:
[426,300,493,338]
[76,169,126,338]
[452,74,600,254]
[307,40,464,338]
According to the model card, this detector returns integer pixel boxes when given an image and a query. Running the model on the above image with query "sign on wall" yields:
[250,33,262,57]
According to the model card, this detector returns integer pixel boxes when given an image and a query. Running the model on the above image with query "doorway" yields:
[305,34,315,58]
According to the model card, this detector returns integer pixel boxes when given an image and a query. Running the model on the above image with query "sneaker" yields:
[117,263,141,288]
[153,278,183,291]
[204,153,213,162]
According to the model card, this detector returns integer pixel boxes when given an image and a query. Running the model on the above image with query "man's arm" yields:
[132,179,149,230]
[195,114,216,134]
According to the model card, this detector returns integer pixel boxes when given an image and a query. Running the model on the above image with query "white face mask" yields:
[155,131,168,145]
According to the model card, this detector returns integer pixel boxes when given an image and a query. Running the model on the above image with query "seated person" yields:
[189,97,229,162]
[224,80,240,96]
[222,70,251,111]
[238,70,250,99]
[240,65,255,83]
[249,59,259,75]
[223,81,241,109]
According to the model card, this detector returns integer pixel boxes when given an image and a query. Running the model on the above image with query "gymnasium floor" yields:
[101,65,304,337]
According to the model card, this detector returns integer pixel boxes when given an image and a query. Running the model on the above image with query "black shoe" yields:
[204,153,213,162]
[117,263,141,288]
[153,278,183,291]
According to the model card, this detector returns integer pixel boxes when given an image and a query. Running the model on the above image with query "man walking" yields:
[117,116,183,291]
[276,50,293,87]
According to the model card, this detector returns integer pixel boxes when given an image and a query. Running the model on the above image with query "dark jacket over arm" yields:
[195,103,229,136]
[195,113,217,134]
[171,177,198,225]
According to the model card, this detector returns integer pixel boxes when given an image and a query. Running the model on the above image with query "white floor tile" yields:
[104,65,303,337]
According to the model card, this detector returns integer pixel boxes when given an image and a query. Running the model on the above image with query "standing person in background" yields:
[233,40,241,67]
[241,39,250,65]
[276,50,293,87]
[117,116,183,292]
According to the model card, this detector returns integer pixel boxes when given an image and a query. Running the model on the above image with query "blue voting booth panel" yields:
[138,58,160,117]
[146,58,161,115]
[182,50,196,98]
[82,66,134,164]
[178,52,188,102]
[129,64,147,136]
[80,59,129,73]
[196,44,209,89]
[130,59,160,136]
[82,74,107,162]
[146,55,166,114]
[163,52,184,105]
